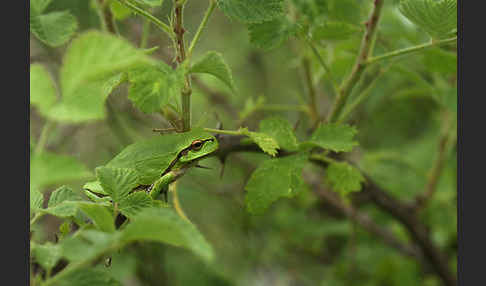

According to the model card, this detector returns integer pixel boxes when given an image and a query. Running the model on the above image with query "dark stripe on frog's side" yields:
[159,138,215,177]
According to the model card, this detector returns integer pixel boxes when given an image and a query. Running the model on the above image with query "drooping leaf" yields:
[31,242,62,271]
[399,0,457,39]
[30,152,92,190]
[247,17,295,50]
[217,0,284,23]
[121,207,214,262]
[30,64,57,117]
[119,192,153,218]
[95,167,140,203]
[240,128,280,156]
[259,116,299,151]
[30,10,78,47]
[189,52,236,92]
[127,62,185,113]
[325,161,365,196]
[77,202,115,233]
[245,154,308,215]
[311,21,361,41]
[302,123,358,152]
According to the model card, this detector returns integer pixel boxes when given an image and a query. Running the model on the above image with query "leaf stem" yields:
[116,0,175,39]
[203,128,242,136]
[326,0,385,123]
[30,212,45,225]
[365,37,457,65]
[35,121,55,154]
[171,181,191,222]
[187,0,216,59]
[140,19,151,48]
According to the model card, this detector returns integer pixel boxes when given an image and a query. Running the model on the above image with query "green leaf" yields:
[217,0,284,23]
[121,207,214,262]
[31,242,62,271]
[240,128,280,157]
[30,151,92,190]
[259,116,299,151]
[189,51,236,92]
[247,17,295,51]
[325,162,365,196]
[95,167,140,203]
[245,154,307,215]
[45,31,150,123]
[119,192,153,218]
[399,0,457,39]
[302,123,358,152]
[77,202,115,233]
[30,188,44,215]
[48,186,84,208]
[30,64,57,117]
[57,267,121,286]
[128,62,185,113]
[43,186,84,218]
[30,10,78,47]
[311,21,361,41]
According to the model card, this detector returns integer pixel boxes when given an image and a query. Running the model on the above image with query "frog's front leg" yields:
[149,168,189,201]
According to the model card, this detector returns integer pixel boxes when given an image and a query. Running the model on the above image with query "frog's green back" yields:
[105,128,215,185]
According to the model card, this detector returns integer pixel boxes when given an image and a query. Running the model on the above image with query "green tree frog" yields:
[84,128,218,202]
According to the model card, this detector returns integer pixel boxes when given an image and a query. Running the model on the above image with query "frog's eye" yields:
[191,140,204,151]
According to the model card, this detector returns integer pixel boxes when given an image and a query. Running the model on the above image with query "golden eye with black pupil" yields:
[191,140,204,151]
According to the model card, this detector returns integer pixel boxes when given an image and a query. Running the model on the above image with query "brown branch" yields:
[212,134,457,286]
[327,0,384,122]
[306,175,422,260]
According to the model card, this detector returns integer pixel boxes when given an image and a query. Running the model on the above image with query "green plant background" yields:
[30,0,457,285]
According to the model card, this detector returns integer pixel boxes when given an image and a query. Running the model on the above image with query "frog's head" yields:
[178,130,218,164]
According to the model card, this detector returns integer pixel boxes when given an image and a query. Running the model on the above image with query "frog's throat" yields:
[160,138,215,177]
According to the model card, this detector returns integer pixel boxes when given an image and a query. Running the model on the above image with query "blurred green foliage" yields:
[30,0,457,285]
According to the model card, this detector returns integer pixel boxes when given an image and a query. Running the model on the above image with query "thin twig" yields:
[327,0,385,123]
[187,0,216,59]
[366,37,457,65]
[414,112,456,209]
